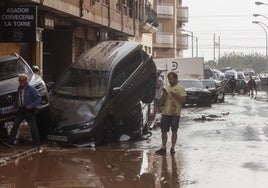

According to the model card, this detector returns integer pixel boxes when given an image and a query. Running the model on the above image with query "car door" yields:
[108,50,144,118]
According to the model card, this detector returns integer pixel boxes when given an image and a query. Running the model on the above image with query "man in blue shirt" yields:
[5,73,41,148]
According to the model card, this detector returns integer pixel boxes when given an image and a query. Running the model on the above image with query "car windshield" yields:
[54,68,109,99]
[0,59,31,80]
[201,80,215,88]
[179,80,204,88]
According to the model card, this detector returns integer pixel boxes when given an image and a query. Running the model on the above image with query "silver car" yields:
[0,53,50,140]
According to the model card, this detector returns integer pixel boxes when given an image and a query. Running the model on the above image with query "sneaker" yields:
[3,142,14,148]
[155,148,166,155]
[170,148,176,155]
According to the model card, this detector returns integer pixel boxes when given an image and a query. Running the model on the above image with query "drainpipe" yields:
[108,1,111,28]
[79,0,83,17]
[132,0,135,37]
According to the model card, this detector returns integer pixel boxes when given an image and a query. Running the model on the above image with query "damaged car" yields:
[201,79,225,103]
[47,41,157,147]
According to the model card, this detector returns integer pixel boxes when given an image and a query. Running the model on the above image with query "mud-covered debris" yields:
[119,134,131,142]
[193,113,228,121]
[107,164,119,172]
[115,174,125,181]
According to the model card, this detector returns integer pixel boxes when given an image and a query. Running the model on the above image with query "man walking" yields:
[155,72,187,155]
[5,73,41,148]
[247,75,257,96]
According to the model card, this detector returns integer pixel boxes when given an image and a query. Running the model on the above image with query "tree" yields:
[205,52,268,74]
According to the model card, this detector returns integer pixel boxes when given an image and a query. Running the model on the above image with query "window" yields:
[111,50,143,88]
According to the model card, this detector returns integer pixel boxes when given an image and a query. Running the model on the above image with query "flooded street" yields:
[1,92,268,188]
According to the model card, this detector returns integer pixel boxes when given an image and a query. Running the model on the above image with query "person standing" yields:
[155,72,187,155]
[247,75,257,96]
[154,71,164,114]
[5,73,41,148]
[229,75,237,96]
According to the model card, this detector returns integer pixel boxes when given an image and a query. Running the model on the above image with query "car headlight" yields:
[57,119,95,132]
[35,82,46,90]
[79,120,95,129]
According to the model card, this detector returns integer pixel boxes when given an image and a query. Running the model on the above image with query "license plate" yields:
[189,96,199,100]
[47,135,68,142]
[0,106,15,116]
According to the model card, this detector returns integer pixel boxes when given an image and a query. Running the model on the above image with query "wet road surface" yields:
[0,92,268,187]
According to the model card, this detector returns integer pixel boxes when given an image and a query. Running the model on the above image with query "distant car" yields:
[201,79,225,103]
[0,53,50,140]
[212,69,225,80]
[259,72,268,90]
[243,69,255,77]
[224,69,238,80]
[47,41,157,147]
[235,79,248,94]
[179,79,211,107]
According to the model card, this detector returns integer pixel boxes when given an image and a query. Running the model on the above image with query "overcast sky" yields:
[183,0,268,61]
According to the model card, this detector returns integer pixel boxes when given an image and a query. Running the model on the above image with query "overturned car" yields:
[47,41,157,147]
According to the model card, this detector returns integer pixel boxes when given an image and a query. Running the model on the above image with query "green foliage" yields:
[205,52,268,73]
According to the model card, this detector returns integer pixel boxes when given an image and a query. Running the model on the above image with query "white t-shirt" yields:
[155,76,163,100]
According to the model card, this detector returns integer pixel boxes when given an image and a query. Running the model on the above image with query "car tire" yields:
[218,93,225,103]
[103,118,118,144]
[238,88,245,95]
[202,98,211,107]
[36,108,53,141]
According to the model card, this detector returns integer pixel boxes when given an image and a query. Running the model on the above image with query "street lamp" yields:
[253,13,268,20]
[181,29,198,57]
[255,1,268,6]
[252,21,268,56]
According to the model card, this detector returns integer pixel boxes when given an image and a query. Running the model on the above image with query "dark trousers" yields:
[8,108,41,147]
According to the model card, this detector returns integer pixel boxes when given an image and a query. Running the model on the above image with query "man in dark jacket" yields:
[5,73,41,148]
[248,75,257,96]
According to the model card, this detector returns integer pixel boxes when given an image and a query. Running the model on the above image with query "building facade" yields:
[153,0,188,58]
[0,0,187,82]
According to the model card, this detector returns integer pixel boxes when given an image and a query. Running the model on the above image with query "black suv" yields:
[47,41,157,147]
[0,53,50,140]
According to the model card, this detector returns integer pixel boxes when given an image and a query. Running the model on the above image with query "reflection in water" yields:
[160,155,180,188]
[0,147,182,188]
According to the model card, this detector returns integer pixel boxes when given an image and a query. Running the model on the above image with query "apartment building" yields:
[0,0,158,82]
[153,0,188,58]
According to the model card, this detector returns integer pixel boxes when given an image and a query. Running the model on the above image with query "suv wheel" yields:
[103,119,118,144]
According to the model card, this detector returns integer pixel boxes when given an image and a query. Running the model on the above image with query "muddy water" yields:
[0,146,182,188]
[1,91,268,187]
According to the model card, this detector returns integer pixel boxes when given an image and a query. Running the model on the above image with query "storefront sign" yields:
[0,6,37,42]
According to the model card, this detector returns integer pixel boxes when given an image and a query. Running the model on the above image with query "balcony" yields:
[157,3,174,18]
[139,4,158,33]
[154,32,174,48]
[177,6,188,23]
[177,34,188,50]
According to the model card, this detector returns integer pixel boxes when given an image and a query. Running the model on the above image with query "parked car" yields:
[224,69,238,80]
[0,53,50,140]
[201,79,225,103]
[47,41,157,147]
[259,72,268,90]
[235,79,248,94]
[223,69,248,95]
[212,69,225,80]
[179,79,211,107]
[243,69,255,77]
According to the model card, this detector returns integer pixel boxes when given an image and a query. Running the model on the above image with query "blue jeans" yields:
[8,108,40,147]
